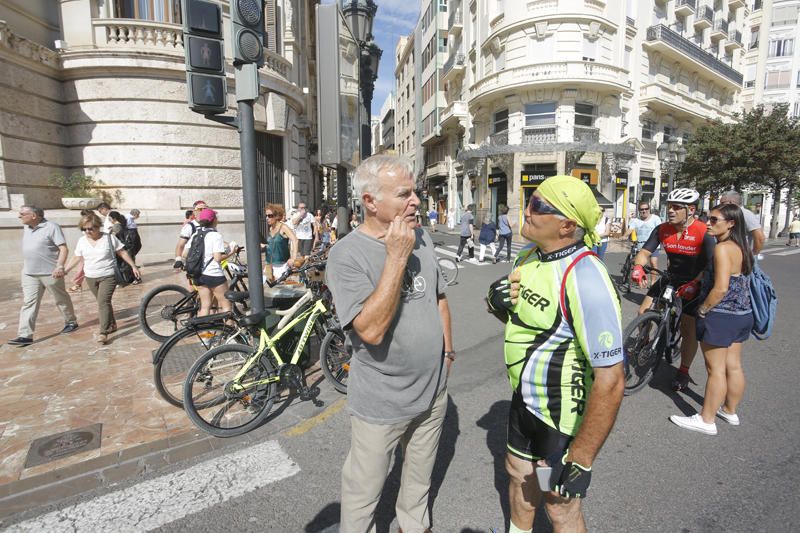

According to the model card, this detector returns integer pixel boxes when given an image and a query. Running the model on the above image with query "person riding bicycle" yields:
[487,175,624,533]
[624,200,661,287]
[631,188,715,392]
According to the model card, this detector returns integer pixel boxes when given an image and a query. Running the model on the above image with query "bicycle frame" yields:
[646,281,683,363]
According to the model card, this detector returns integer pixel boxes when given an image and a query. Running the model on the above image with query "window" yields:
[116,0,181,23]
[745,64,757,88]
[765,69,791,89]
[750,27,760,49]
[642,119,655,140]
[440,0,448,12]
[495,50,505,71]
[797,70,800,88]
[582,39,597,62]
[682,133,691,145]
[663,126,673,138]
[493,109,509,133]
[793,102,800,118]
[574,103,596,127]
[422,76,436,103]
[525,102,556,126]
[768,38,794,57]
[421,6,430,32]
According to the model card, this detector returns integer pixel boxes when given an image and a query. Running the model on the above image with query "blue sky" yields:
[322,0,420,117]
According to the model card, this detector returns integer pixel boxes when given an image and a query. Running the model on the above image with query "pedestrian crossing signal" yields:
[182,0,227,115]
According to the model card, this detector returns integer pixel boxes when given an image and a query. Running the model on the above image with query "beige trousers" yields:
[18,273,77,338]
[340,388,448,533]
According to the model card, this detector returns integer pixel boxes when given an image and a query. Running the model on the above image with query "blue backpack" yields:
[750,264,777,340]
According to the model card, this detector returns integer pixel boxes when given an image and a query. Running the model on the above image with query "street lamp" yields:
[657,135,687,201]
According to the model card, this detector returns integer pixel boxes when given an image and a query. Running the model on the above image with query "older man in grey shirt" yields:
[326,155,453,533]
[8,206,78,346]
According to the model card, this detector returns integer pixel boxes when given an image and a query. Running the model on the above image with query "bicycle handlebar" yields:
[265,259,327,288]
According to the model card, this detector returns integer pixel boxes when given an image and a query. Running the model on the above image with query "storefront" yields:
[614,172,629,219]
[639,173,656,205]
[519,163,558,227]
[427,177,448,225]
[488,168,507,223]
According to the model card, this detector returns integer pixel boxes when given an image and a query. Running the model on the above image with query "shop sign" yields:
[660,180,670,192]
[615,174,628,188]
[640,177,656,192]
[520,172,553,186]
[488,173,506,187]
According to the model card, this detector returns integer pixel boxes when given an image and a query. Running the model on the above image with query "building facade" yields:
[379,92,395,151]
[396,0,748,231]
[0,0,320,263]
[395,35,417,166]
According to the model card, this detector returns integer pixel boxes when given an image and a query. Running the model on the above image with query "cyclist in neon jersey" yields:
[487,175,624,533]
[631,188,716,392]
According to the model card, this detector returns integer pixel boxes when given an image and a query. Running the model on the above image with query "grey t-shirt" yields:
[22,220,67,276]
[741,206,761,232]
[326,228,447,424]
[460,211,474,237]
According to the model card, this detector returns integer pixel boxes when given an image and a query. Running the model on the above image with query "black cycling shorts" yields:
[507,391,572,461]
[647,276,701,317]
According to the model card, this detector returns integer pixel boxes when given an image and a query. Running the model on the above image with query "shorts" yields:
[790,232,800,239]
[298,239,313,256]
[194,274,226,288]
[696,311,753,347]
[507,391,572,461]
[647,276,700,317]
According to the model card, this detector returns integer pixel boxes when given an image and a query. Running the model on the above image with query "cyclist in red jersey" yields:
[631,188,715,391]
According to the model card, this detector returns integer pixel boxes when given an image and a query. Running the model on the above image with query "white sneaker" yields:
[716,408,740,426]
[669,413,717,435]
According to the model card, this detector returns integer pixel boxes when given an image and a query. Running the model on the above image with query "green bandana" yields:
[537,175,603,248]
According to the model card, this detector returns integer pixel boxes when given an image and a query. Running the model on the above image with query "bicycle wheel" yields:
[139,284,198,342]
[320,328,350,394]
[153,324,249,408]
[183,343,276,438]
[437,256,459,286]
[617,256,632,293]
[622,311,663,395]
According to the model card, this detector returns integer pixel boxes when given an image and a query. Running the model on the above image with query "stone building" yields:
[0,0,320,267]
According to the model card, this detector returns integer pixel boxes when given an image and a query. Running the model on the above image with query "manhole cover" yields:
[24,423,102,468]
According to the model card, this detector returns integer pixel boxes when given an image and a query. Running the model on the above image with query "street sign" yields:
[231,0,265,67]
[182,0,227,115]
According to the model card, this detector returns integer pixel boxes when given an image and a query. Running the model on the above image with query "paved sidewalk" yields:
[0,261,334,519]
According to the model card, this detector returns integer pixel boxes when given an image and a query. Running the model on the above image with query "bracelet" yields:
[444,351,456,361]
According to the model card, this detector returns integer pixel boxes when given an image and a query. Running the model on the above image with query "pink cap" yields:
[197,208,217,222]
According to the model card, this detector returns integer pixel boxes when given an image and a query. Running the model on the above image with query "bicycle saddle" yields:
[239,310,281,332]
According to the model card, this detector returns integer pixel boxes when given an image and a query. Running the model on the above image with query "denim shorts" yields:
[696,310,753,347]
[193,274,226,288]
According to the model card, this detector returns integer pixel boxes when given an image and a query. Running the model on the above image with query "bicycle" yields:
[182,260,344,437]
[617,242,639,293]
[622,267,683,395]
[138,249,248,342]
[437,256,459,286]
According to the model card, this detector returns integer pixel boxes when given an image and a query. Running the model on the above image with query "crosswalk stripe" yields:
[771,248,800,256]
[7,440,300,532]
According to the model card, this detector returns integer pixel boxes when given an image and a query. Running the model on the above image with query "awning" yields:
[592,187,614,208]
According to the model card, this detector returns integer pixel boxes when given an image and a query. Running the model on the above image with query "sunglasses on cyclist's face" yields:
[529,195,565,217]
[667,204,687,212]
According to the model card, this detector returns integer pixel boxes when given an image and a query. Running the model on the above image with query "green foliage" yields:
[49,171,97,198]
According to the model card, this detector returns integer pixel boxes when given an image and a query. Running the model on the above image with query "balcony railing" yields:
[627,16,636,26]
[695,6,713,27]
[675,0,696,15]
[574,126,599,143]
[448,9,463,28]
[645,25,743,85]
[712,19,729,35]
[522,126,557,144]
[443,52,466,76]
[744,80,755,88]
[490,131,508,146]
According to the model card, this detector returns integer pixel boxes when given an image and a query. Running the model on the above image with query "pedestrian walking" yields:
[64,213,139,344]
[497,205,513,262]
[487,176,624,533]
[289,201,316,256]
[455,204,476,262]
[786,216,800,246]
[108,211,142,284]
[182,209,231,318]
[428,207,439,232]
[478,216,498,263]
[125,209,143,263]
[263,203,298,281]
[8,206,79,347]
[592,209,611,259]
[326,155,453,533]
[316,209,331,249]
[670,204,754,435]
[173,200,207,269]
[96,202,113,233]
[625,201,662,287]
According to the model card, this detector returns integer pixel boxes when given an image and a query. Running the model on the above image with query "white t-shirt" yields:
[75,234,124,278]
[629,214,662,244]
[595,216,610,242]
[179,220,200,239]
[185,230,225,277]
[290,211,315,240]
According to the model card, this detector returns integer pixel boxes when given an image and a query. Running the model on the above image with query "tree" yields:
[677,104,800,238]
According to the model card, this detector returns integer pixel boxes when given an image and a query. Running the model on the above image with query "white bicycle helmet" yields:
[666,188,700,205]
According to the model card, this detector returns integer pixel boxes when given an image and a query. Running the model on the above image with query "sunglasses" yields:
[707,216,727,224]
[81,227,98,232]
[529,196,565,217]
[667,204,688,211]
[639,208,650,212]
[266,213,275,218]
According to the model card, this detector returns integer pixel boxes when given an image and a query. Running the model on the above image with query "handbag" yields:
[108,234,136,286]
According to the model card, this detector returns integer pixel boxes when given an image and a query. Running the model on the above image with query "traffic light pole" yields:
[238,100,265,314]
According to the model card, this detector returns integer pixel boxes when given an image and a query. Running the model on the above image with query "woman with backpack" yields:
[183,208,231,318]
[670,204,754,435]
[263,203,298,282]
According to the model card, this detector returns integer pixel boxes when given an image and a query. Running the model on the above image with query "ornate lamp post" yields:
[657,135,688,210]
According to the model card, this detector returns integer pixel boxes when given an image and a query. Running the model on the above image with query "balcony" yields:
[725,31,743,51]
[471,61,629,105]
[489,131,508,146]
[426,161,449,179]
[449,9,463,35]
[522,126,557,145]
[640,81,732,121]
[729,0,745,9]
[694,6,713,29]
[442,52,466,84]
[675,0,696,17]
[440,100,469,130]
[574,126,600,143]
[644,25,743,88]
[710,19,728,40]
[627,16,636,26]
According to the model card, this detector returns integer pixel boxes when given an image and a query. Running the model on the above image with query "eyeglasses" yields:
[707,216,727,224]
[639,208,650,212]
[266,213,275,218]
[81,227,98,232]
[529,196,565,217]
[667,204,687,211]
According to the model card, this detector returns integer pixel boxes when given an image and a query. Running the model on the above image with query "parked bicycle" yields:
[622,266,683,395]
[617,241,639,293]
[182,259,346,437]
[138,248,248,342]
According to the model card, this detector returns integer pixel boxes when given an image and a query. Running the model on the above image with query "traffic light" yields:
[231,0,265,67]
[182,0,227,114]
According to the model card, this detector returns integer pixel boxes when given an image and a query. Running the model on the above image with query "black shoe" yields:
[60,322,79,334]
[8,336,33,346]
[455,257,461,263]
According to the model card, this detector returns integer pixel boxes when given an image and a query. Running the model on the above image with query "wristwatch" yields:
[444,351,456,361]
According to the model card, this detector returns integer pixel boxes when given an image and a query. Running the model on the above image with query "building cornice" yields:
[484,13,619,45]
[0,21,61,75]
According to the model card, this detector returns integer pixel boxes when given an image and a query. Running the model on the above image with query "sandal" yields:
[68,284,82,293]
